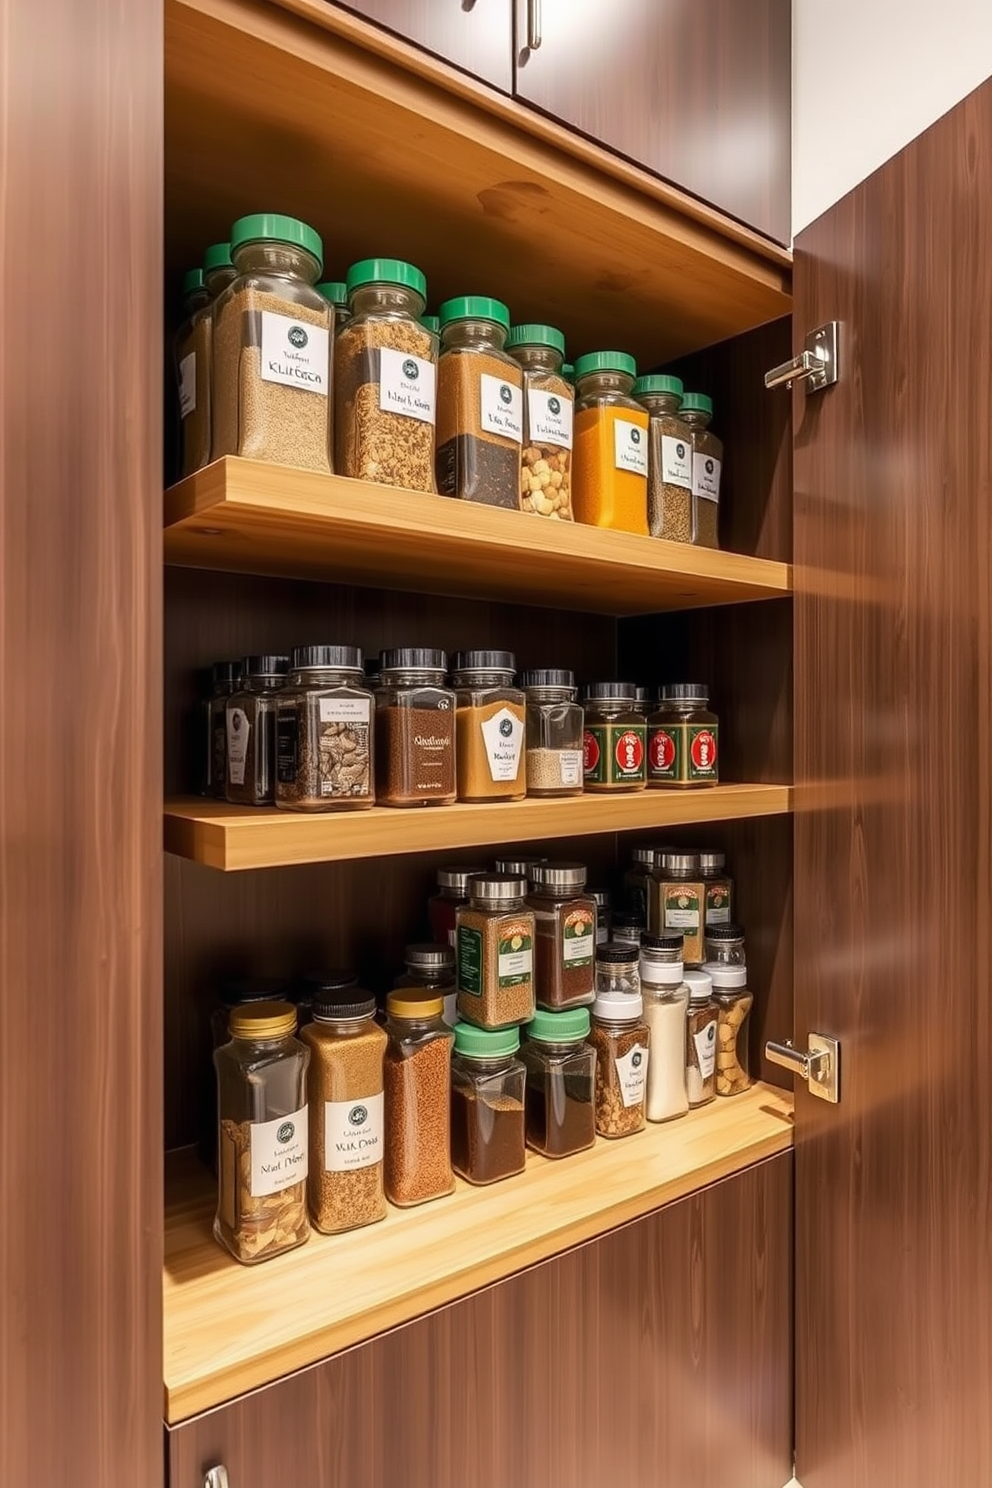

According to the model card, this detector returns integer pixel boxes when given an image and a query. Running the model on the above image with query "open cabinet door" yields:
[791,77,992,1488]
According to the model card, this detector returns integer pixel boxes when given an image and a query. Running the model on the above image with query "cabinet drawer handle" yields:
[204,1468,230,1488]
[527,0,542,50]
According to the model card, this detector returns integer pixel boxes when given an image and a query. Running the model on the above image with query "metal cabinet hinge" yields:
[765,1033,841,1103]
[765,321,839,393]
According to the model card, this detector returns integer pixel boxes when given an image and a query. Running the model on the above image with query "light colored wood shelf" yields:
[165,783,794,871]
[164,1082,794,1421]
[164,460,793,615]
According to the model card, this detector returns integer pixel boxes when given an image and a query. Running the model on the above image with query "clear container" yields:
[624,846,659,918]
[572,352,649,535]
[456,874,536,1028]
[588,888,612,944]
[275,645,374,811]
[506,324,574,520]
[436,296,523,508]
[682,393,723,550]
[589,988,650,1137]
[526,861,596,1011]
[610,910,645,948]
[213,1001,311,1264]
[374,648,455,807]
[395,942,458,1028]
[684,969,717,1107]
[202,975,289,1171]
[704,924,753,1097]
[450,1023,526,1184]
[225,654,290,805]
[175,268,212,479]
[384,989,455,1206]
[647,684,719,789]
[521,1008,596,1158]
[595,941,640,997]
[649,851,706,965]
[634,374,696,544]
[451,650,526,802]
[640,935,689,1122]
[582,682,647,792]
[208,661,242,800]
[211,213,333,471]
[699,850,734,927]
[316,280,352,335]
[428,865,486,950]
[519,669,583,797]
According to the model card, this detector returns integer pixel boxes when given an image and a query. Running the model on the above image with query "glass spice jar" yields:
[429,865,486,950]
[175,267,211,479]
[395,942,458,1028]
[450,1023,526,1185]
[521,1008,596,1158]
[225,654,290,806]
[526,861,596,1011]
[209,661,242,800]
[519,669,584,797]
[571,352,649,535]
[684,969,718,1107]
[647,684,720,789]
[699,850,734,927]
[213,1001,310,1264]
[384,988,455,1206]
[588,888,612,944]
[316,280,352,335]
[494,857,547,879]
[202,974,290,1172]
[623,846,659,918]
[650,851,706,965]
[505,323,574,520]
[435,296,523,507]
[610,910,646,949]
[374,648,456,807]
[704,924,753,1097]
[682,393,723,550]
[275,645,374,811]
[456,874,536,1029]
[640,934,689,1123]
[582,683,647,792]
[589,987,650,1138]
[633,374,696,544]
[451,651,526,803]
[595,940,640,997]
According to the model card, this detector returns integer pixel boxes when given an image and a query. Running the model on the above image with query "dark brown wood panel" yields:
[168,1153,793,1488]
[0,0,163,1483]
[793,78,992,1488]
[335,0,513,91]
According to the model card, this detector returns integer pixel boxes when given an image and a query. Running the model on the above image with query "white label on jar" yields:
[665,906,700,932]
[260,310,330,396]
[706,905,732,926]
[661,433,692,488]
[480,373,523,442]
[480,707,524,781]
[178,351,196,417]
[693,1020,717,1079]
[558,749,582,786]
[226,706,250,786]
[318,696,371,725]
[614,1043,649,1107]
[528,388,573,449]
[563,929,594,964]
[498,943,533,981]
[693,451,722,502]
[614,419,648,476]
[324,1092,384,1172]
[378,346,436,425]
[249,1107,309,1196]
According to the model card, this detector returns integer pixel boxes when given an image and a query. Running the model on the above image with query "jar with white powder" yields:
[640,934,689,1122]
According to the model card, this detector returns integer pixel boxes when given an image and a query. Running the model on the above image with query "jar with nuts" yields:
[633,374,696,545]
[703,924,753,1097]
[275,645,374,812]
[506,323,574,520]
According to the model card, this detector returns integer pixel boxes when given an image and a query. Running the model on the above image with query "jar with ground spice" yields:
[682,393,723,549]
[699,850,734,927]
[505,323,574,520]
[225,654,290,805]
[209,661,242,800]
[609,910,645,949]
[572,352,649,535]
[589,888,612,944]
[450,1022,526,1185]
[649,851,706,965]
[582,682,646,792]
[211,213,333,471]
[213,1001,310,1264]
[384,988,455,1206]
[704,925,753,1097]
[316,281,351,335]
[456,873,535,1028]
[275,645,374,811]
[527,862,596,1011]
[589,987,649,1138]
[435,297,523,508]
[521,1007,596,1158]
[301,983,387,1234]
[396,943,458,1028]
[519,669,583,797]
[374,648,455,807]
[647,683,720,789]
[428,866,486,951]
[634,374,696,545]
[640,935,689,1123]
[175,268,211,479]
[684,969,717,1107]
[451,651,526,802]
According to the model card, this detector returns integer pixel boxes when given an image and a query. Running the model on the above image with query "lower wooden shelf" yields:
[163,1082,794,1422]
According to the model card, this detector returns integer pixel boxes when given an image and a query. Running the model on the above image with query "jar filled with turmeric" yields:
[435,296,523,508]
[572,352,649,535]
[451,650,526,803]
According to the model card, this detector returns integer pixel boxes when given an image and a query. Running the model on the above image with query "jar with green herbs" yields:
[225,655,289,806]
[682,392,723,549]
[456,873,535,1028]
[506,324,574,519]
[175,268,211,478]
[647,683,719,789]
[451,650,525,803]
[520,669,583,797]
[582,682,646,792]
[435,297,523,508]
[634,374,695,544]
[275,645,374,811]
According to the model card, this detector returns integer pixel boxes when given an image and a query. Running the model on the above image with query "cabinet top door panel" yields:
[334,0,513,92]
[514,0,791,245]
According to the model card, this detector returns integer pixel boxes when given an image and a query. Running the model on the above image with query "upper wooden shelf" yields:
[164,460,792,615]
[164,1082,794,1422]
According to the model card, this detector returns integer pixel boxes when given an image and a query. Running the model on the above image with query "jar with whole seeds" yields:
[505,324,574,520]
[209,661,242,799]
[211,213,333,471]
[699,850,734,926]
[450,1023,526,1185]
[640,934,689,1123]
[175,268,211,479]
[335,258,437,491]
[589,987,650,1138]
[582,683,646,792]
[451,651,526,802]
[275,646,374,811]
[647,684,719,789]
[526,861,596,1011]
[572,352,649,534]
[682,393,723,549]
[456,873,536,1029]
[609,910,645,949]
[519,669,583,797]
[301,982,388,1234]
[428,866,486,950]
[521,1007,596,1158]
[683,969,717,1107]
[225,654,290,805]
[650,851,706,965]
[384,988,455,1206]
[435,297,523,508]
[395,943,458,1028]
[374,648,455,807]
[595,941,640,997]
[213,1001,310,1264]
[704,925,753,1097]
[316,280,351,334]
[588,888,612,944]
[634,374,696,544]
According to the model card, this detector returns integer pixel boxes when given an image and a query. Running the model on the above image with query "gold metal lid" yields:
[386,989,445,1020]
[228,999,297,1039]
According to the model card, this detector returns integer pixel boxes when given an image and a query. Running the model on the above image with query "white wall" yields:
[793,0,992,236]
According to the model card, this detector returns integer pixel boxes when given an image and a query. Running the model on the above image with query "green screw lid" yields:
[573,350,637,380]
[453,1021,521,1058]
[315,281,348,307]
[203,242,234,274]
[438,296,511,332]
[230,214,323,271]
[633,374,684,400]
[525,1007,591,1043]
[505,323,566,354]
[421,314,440,334]
[681,391,714,416]
[183,268,205,295]
[562,362,575,382]
[346,258,427,298]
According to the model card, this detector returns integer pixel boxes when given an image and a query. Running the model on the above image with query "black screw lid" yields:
[659,682,710,702]
[211,660,241,686]
[705,923,745,941]
[582,681,637,701]
[364,657,381,679]
[220,975,289,1010]
[611,910,646,930]
[242,654,290,677]
[596,942,640,964]
[298,969,360,994]
[291,644,363,671]
[312,981,377,1021]
[380,647,447,671]
[640,932,684,951]
[451,649,516,672]
[517,668,576,689]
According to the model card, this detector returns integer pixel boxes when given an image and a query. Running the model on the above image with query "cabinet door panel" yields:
[335,0,513,91]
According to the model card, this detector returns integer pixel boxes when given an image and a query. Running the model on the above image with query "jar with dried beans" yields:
[506,323,574,519]
[275,645,374,811]
[704,924,753,1096]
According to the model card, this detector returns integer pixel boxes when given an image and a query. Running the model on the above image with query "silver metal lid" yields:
[659,682,709,703]
[587,888,611,908]
[494,857,546,877]
[698,851,726,871]
[436,864,486,892]
[405,943,455,969]
[659,851,701,873]
[468,873,528,900]
[530,861,587,890]
[630,846,657,866]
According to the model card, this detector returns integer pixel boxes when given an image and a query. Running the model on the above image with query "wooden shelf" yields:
[164,460,793,615]
[164,1082,794,1422]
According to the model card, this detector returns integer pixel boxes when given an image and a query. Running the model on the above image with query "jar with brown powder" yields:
[384,988,455,1207]
[526,861,596,1010]
[451,650,526,803]
[435,297,523,508]
[374,648,455,807]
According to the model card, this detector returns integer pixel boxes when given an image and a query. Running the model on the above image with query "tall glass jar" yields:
[572,352,649,534]
[505,324,574,520]
[595,941,640,997]
[275,645,374,811]
[633,374,695,544]
[211,214,333,471]
[699,850,734,927]
[202,975,289,1171]
[519,669,583,797]
[684,969,717,1108]
[213,1001,310,1264]
[527,861,596,1010]
[384,989,455,1206]
[374,648,455,807]
[647,683,719,789]
[649,851,706,965]
[704,924,753,1097]
[209,660,242,800]
[436,296,523,508]
[316,280,351,334]
[682,393,723,550]
[456,874,536,1028]
[582,683,646,792]
[175,267,212,478]
[521,1008,596,1158]
[450,1023,526,1185]
[451,651,525,803]
[640,935,689,1122]
[589,988,649,1137]
[428,865,486,949]
[395,942,458,1027]
[225,654,289,805]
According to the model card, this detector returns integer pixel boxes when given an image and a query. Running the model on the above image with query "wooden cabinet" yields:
[336,0,513,91]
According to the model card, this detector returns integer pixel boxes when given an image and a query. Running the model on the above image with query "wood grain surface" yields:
[333,0,513,91]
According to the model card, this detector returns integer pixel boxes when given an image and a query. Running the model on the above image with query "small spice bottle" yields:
[527,861,596,1011]
[384,988,455,1207]
[521,1008,596,1158]
[682,393,723,550]
[395,943,458,1028]
[213,1001,310,1264]
[316,280,351,334]
[450,1022,526,1185]
[301,983,388,1234]
[640,934,689,1123]
[610,910,646,949]
[647,683,720,789]
[589,986,650,1138]
[633,374,696,544]
[623,846,659,918]
[451,651,526,803]
[650,851,707,965]
[211,213,333,472]
[335,258,437,491]
[588,888,612,944]
[596,940,641,997]
[505,323,574,520]
[435,296,524,508]
[456,873,536,1029]
[275,645,374,811]
[699,850,734,927]
[175,268,211,479]
[209,660,242,800]
[582,682,647,792]
[225,654,290,806]
[704,924,753,1097]
[519,669,584,798]
[429,865,486,950]
[374,648,455,807]
[684,969,718,1108]
[571,352,649,535]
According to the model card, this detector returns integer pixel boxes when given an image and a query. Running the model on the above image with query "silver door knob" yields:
[765,1033,840,1103]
